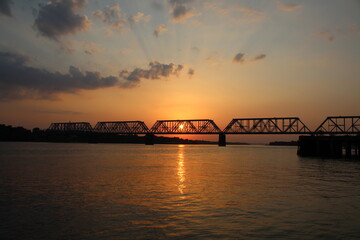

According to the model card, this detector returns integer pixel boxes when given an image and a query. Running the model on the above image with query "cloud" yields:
[154,24,168,37]
[191,46,200,52]
[151,1,163,10]
[236,7,262,17]
[0,51,192,100]
[0,0,13,17]
[119,61,184,88]
[128,12,151,23]
[34,0,91,41]
[188,68,195,77]
[204,2,264,22]
[93,4,126,34]
[348,24,360,35]
[316,30,334,42]
[0,51,118,100]
[253,54,266,61]
[205,52,222,67]
[169,0,197,22]
[233,52,245,63]
[80,41,103,55]
[336,24,360,36]
[277,1,301,12]
[233,52,267,64]
[57,40,103,55]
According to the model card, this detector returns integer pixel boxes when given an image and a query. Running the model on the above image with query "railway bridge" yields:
[48,116,360,158]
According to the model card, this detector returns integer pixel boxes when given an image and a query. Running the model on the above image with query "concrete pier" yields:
[145,133,154,145]
[218,133,226,146]
[298,135,360,158]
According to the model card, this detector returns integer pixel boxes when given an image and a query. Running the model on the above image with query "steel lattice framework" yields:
[224,117,311,134]
[48,122,93,132]
[315,116,360,135]
[150,119,222,134]
[94,121,149,134]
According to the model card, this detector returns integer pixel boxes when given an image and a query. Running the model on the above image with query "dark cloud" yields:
[0,51,118,100]
[233,52,245,63]
[253,54,266,61]
[119,61,184,88]
[169,0,196,22]
[233,52,267,64]
[34,0,91,40]
[0,0,13,17]
[0,51,192,100]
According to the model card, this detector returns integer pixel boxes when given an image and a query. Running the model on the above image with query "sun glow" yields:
[179,124,184,130]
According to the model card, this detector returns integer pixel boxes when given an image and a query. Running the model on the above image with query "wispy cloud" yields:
[205,52,222,67]
[93,4,126,35]
[277,1,301,12]
[233,52,267,64]
[34,0,91,41]
[253,54,267,61]
[204,2,264,22]
[188,68,195,78]
[128,12,151,23]
[57,40,103,55]
[315,30,335,42]
[154,24,168,37]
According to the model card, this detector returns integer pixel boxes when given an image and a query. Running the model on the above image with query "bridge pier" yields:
[145,133,154,145]
[298,135,360,158]
[218,133,226,146]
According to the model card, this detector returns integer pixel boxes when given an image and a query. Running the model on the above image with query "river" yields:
[1,142,360,239]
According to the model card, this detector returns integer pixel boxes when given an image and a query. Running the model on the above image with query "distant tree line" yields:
[0,124,33,141]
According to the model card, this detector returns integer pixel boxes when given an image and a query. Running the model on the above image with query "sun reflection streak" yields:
[177,145,186,195]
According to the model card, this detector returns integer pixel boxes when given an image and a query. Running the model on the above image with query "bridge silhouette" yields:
[48,116,359,135]
[47,116,360,157]
[48,116,359,146]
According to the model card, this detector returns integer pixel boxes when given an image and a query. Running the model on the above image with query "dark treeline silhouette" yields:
[0,124,32,141]
[0,124,216,144]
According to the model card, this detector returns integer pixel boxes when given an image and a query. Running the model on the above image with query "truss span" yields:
[150,119,222,134]
[224,117,312,134]
[315,116,360,135]
[48,122,93,132]
[94,121,149,134]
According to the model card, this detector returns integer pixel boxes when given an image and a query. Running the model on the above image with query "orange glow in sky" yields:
[0,0,359,143]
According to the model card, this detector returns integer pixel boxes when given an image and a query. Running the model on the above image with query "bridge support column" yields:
[145,133,154,145]
[345,141,352,158]
[218,133,226,147]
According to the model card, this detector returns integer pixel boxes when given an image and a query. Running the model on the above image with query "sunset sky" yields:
[1,0,359,142]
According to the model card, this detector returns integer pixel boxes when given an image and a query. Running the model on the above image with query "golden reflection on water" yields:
[177,145,186,195]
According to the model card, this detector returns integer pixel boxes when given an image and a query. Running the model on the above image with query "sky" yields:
[0,0,359,142]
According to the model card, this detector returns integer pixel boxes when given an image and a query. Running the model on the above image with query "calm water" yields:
[1,142,360,239]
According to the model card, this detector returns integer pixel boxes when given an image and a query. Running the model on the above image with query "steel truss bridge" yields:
[48,116,359,135]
